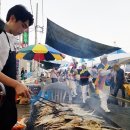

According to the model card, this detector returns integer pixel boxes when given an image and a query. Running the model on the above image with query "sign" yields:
[23,29,29,44]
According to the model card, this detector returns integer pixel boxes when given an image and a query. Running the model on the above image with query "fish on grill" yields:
[26,100,122,130]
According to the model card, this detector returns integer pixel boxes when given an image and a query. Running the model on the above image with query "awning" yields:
[45,19,120,58]
[40,61,61,70]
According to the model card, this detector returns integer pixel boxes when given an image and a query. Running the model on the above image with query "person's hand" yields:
[15,83,32,99]
[89,77,93,82]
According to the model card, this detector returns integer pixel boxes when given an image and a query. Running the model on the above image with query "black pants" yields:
[113,84,125,98]
[0,98,17,130]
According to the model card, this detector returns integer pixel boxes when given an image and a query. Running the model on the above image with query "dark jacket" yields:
[116,68,125,86]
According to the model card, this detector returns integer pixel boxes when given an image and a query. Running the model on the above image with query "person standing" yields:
[80,63,91,104]
[90,65,98,83]
[96,54,112,112]
[21,67,25,80]
[24,70,28,80]
[0,5,33,130]
[68,66,77,97]
[113,64,125,98]
[50,67,58,83]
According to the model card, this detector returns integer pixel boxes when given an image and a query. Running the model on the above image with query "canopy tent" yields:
[89,53,130,66]
[107,53,130,65]
[45,19,120,58]
[110,49,126,54]
[40,61,61,70]
[40,60,69,70]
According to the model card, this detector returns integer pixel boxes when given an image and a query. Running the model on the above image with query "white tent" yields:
[107,53,130,65]
[89,53,130,66]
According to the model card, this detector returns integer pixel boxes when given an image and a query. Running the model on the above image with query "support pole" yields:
[35,3,38,45]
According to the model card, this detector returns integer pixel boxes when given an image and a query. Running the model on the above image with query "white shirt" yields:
[0,32,15,71]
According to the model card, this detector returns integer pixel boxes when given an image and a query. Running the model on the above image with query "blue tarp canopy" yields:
[45,19,120,58]
[111,49,126,54]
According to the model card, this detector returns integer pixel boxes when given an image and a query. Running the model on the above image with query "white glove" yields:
[100,69,111,76]
[89,78,92,82]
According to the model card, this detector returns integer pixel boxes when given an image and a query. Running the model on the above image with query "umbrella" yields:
[16,52,26,59]
[45,44,65,60]
[16,44,64,61]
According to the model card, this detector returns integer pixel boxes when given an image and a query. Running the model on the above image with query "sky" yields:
[1,0,130,53]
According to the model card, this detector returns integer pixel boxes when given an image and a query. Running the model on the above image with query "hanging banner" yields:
[23,28,29,45]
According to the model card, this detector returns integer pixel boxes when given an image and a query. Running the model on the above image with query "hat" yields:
[82,62,87,66]
[100,54,108,60]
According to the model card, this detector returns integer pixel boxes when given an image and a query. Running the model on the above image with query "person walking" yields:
[113,64,125,98]
[96,54,112,112]
[80,63,91,104]
[0,5,33,130]
[68,66,78,97]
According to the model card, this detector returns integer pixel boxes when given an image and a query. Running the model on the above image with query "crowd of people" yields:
[37,54,126,113]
